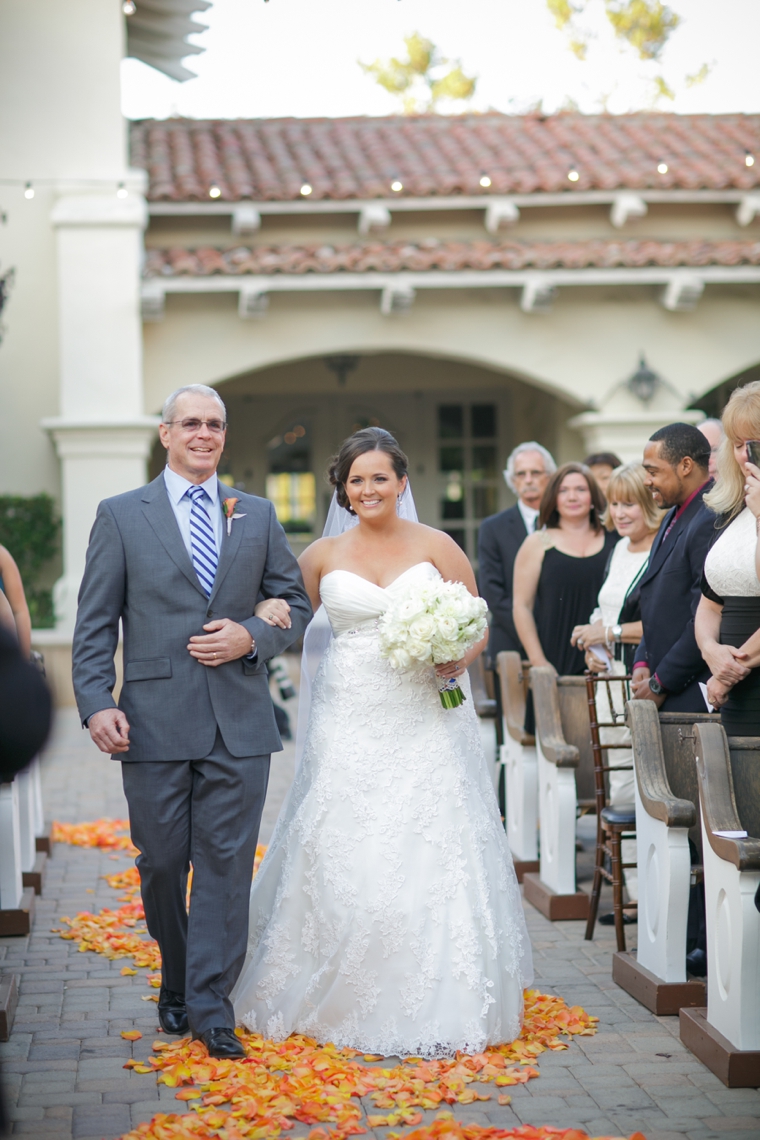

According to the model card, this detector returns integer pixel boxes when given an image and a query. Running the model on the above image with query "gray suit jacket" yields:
[72,473,312,761]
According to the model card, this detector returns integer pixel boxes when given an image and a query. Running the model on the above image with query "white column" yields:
[569,384,704,463]
[42,421,158,634]
[43,176,158,633]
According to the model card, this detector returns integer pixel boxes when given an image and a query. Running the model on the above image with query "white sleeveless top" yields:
[704,507,760,598]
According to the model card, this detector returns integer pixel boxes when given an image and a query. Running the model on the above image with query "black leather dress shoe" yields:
[686,948,708,977]
[197,1027,246,1059]
[158,987,188,1035]
[598,911,636,926]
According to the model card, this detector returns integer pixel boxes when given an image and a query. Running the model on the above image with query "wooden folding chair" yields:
[584,671,637,952]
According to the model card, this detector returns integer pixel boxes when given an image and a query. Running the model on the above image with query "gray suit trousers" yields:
[121,733,269,1035]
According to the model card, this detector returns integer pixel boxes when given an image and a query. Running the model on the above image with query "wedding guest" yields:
[698,418,724,480]
[478,441,555,663]
[631,424,714,713]
[513,463,616,732]
[696,383,760,732]
[0,545,32,658]
[570,462,663,921]
[583,451,623,499]
[632,423,715,976]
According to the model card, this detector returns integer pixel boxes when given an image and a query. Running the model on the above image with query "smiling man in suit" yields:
[72,385,311,1058]
[632,422,715,712]
[478,441,556,664]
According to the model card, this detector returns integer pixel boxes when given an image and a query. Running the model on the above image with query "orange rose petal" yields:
[121,1031,143,1041]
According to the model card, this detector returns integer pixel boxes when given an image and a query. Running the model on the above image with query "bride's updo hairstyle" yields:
[329,427,408,514]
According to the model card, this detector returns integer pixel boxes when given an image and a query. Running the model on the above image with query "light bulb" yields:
[208,185,222,199]
[657,162,668,174]
[300,183,312,196]
[567,169,579,182]
[746,152,755,168]
[122,1,136,13]
[24,182,34,200]
[479,174,492,188]
[391,180,403,192]
[116,183,128,199]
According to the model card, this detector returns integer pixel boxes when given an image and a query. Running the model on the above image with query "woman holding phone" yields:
[696,382,760,735]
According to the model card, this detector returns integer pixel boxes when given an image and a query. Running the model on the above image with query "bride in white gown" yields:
[232,428,533,1058]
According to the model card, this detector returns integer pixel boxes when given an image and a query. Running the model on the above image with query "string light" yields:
[208,184,221,198]
[122,0,136,13]
[479,174,492,188]
[657,162,669,174]
[391,180,403,192]
[24,182,34,200]
[746,151,755,168]
[116,183,128,199]
[299,183,312,196]
[567,169,579,182]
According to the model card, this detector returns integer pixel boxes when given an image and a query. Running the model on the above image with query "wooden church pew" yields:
[523,667,595,920]
[680,723,760,1087]
[496,652,539,881]
[618,702,714,1014]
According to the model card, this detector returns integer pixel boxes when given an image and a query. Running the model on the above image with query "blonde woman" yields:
[570,462,663,920]
[571,462,663,673]
[696,382,760,734]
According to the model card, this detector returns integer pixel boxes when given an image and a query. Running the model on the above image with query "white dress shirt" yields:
[163,466,223,559]
[517,499,540,534]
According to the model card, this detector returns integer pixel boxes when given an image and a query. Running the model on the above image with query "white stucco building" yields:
[1,1,759,701]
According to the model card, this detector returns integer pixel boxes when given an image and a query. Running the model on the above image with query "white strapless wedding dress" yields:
[232,562,533,1058]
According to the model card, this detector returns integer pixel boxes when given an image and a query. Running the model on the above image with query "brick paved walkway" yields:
[2,706,759,1140]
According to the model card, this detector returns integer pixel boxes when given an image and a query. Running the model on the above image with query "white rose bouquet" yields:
[378,578,488,709]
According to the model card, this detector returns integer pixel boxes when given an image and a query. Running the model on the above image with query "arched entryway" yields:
[150,351,584,561]
[691,362,760,419]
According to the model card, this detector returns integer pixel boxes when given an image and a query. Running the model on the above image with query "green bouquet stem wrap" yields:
[438,676,465,709]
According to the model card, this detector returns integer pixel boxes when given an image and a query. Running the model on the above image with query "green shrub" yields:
[0,494,60,628]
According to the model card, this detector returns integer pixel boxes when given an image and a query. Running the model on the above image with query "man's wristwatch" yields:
[648,675,667,696]
[611,624,623,642]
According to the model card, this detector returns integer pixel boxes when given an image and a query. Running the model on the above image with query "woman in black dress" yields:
[696,382,760,736]
[513,463,617,732]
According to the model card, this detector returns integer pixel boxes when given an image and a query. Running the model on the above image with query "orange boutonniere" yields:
[222,496,246,536]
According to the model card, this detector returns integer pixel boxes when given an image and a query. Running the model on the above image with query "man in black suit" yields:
[632,422,715,712]
[478,441,556,664]
[632,422,715,976]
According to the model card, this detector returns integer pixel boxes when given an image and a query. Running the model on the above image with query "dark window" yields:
[471,404,496,438]
[473,485,498,519]
[438,405,464,439]
[441,498,466,520]
[439,446,465,472]
[444,528,467,551]
[471,446,498,480]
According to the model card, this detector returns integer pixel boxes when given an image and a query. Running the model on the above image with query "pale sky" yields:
[121,0,760,122]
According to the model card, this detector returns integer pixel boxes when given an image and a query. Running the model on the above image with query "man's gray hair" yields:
[504,441,556,493]
[162,385,227,425]
[700,417,724,435]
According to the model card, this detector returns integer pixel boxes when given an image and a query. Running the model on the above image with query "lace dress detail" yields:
[704,508,760,597]
[232,562,533,1058]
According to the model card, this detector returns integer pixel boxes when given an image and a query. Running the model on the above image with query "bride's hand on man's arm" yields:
[255,598,292,629]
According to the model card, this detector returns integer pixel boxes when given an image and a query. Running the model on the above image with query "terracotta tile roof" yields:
[144,238,760,277]
[131,113,760,202]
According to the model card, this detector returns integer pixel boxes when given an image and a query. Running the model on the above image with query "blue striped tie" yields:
[187,486,218,596]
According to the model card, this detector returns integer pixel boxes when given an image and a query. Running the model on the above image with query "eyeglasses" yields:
[164,418,227,434]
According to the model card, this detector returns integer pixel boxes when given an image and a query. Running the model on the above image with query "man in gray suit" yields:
[72,385,311,1058]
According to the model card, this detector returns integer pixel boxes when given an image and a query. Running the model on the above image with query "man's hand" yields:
[631,674,665,707]
[188,618,254,667]
[701,642,750,688]
[89,708,131,754]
